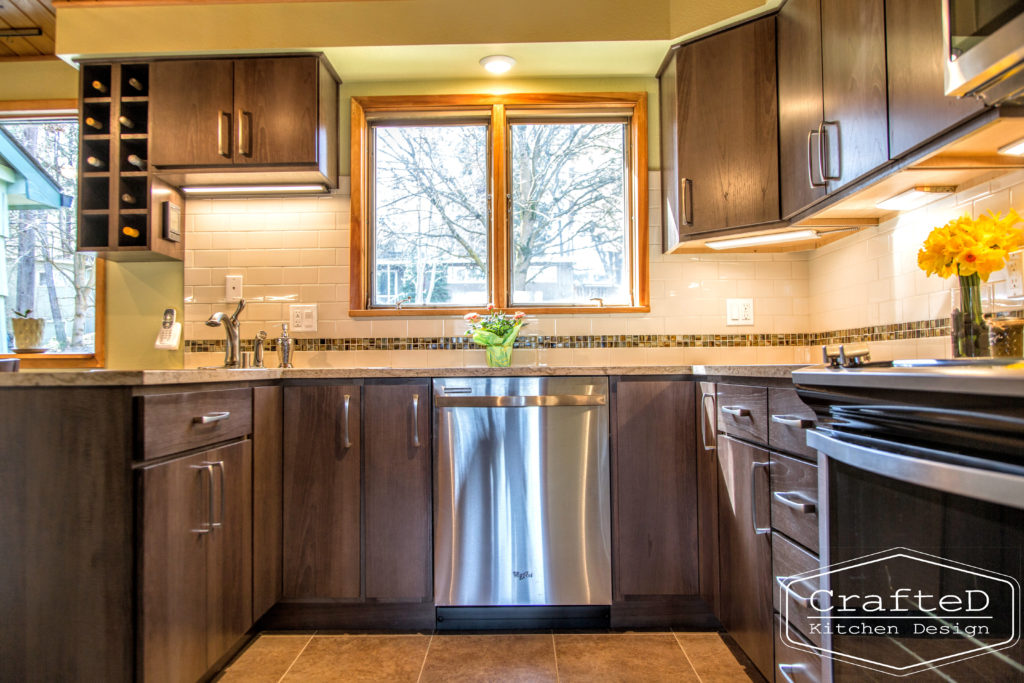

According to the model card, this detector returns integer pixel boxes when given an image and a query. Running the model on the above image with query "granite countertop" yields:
[0,364,808,387]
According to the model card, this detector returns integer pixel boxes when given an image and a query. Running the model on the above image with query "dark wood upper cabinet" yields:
[150,59,234,168]
[886,0,986,158]
[282,384,362,599]
[820,0,889,191]
[717,436,774,679]
[662,15,779,247]
[150,55,339,186]
[778,0,827,219]
[364,381,433,602]
[612,378,699,598]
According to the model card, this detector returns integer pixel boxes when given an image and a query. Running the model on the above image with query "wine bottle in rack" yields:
[121,192,137,205]
[127,77,144,92]
[91,80,108,94]
[117,115,135,130]
[126,154,147,170]
[122,226,141,239]
[84,117,104,131]
[85,156,106,169]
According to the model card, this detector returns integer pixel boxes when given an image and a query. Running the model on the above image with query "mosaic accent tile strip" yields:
[186,318,955,354]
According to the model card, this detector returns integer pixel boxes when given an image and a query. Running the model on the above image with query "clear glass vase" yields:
[484,343,514,368]
[950,275,992,358]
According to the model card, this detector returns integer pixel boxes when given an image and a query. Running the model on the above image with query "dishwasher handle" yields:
[435,394,607,408]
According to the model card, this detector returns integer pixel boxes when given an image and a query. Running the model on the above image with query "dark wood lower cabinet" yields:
[282,384,362,598]
[139,440,252,683]
[611,378,698,598]
[364,381,432,602]
[717,435,774,679]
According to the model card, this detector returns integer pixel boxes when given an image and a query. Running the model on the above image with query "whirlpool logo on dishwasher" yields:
[513,570,533,581]
[777,547,1020,677]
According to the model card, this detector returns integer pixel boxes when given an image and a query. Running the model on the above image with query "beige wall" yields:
[0,60,78,102]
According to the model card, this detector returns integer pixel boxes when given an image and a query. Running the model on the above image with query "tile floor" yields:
[217,630,762,682]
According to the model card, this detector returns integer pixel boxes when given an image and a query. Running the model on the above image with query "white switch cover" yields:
[1006,250,1024,298]
[290,304,318,332]
[225,275,243,301]
[726,298,754,326]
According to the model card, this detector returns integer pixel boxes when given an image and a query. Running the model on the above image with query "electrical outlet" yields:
[225,275,243,301]
[289,304,318,332]
[1006,250,1024,298]
[726,298,754,326]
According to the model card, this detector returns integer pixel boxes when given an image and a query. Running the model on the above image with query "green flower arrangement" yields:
[464,304,527,367]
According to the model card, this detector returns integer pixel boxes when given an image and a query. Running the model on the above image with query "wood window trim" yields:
[0,105,107,368]
[349,92,649,317]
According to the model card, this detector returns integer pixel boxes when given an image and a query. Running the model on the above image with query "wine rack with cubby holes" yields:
[78,61,184,261]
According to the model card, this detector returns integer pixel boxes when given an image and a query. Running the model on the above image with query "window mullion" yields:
[490,103,510,309]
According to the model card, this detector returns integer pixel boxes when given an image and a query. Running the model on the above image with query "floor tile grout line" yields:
[671,630,706,683]
[415,632,434,683]
[275,631,316,683]
[551,630,561,683]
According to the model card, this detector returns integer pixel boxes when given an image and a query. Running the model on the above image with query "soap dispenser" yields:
[277,323,294,368]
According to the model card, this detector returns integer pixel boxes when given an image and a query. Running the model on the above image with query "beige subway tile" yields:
[427,350,465,368]
[298,211,337,230]
[606,347,649,366]
[318,230,347,248]
[407,319,444,336]
[300,249,335,266]
[390,350,432,368]
[243,267,283,285]
[644,347,687,365]
[756,297,792,316]
[973,188,1011,218]
[317,266,346,284]
[556,318,592,335]
[246,302,283,320]
[663,315,702,334]
[650,261,685,281]
[267,250,303,267]
[184,303,212,321]
[718,261,757,280]
[681,261,719,281]
[929,289,951,319]
[298,284,337,303]
[755,261,792,280]
[537,348,574,366]
[371,320,408,337]
[184,268,211,286]
[281,267,318,285]
[335,248,352,266]
[625,317,664,334]
[699,279,736,298]
[194,249,231,267]
[188,233,212,250]
[185,198,212,215]
[572,348,610,366]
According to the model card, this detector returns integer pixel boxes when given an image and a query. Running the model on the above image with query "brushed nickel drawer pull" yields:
[210,460,225,529]
[774,490,817,514]
[218,111,231,157]
[751,461,770,535]
[681,177,693,226]
[778,662,813,683]
[194,411,230,424]
[190,464,215,534]
[778,576,821,611]
[700,392,716,450]
[411,393,421,448]
[722,405,751,417]
[341,394,352,449]
[238,110,252,157]
[771,414,814,429]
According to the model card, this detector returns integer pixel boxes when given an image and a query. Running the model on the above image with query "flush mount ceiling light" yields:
[875,186,956,211]
[180,184,327,196]
[705,229,819,250]
[479,55,516,75]
[998,136,1024,156]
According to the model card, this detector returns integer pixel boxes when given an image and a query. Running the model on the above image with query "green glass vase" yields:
[950,273,990,358]
[484,342,514,368]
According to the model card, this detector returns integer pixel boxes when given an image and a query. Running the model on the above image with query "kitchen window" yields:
[0,113,105,367]
[350,93,649,315]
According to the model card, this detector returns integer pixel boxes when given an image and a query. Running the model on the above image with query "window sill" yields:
[349,305,650,318]
[0,354,102,369]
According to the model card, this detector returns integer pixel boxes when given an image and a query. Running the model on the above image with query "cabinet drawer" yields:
[770,451,819,553]
[774,614,823,683]
[717,384,768,444]
[768,388,816,459]
[772,532,821,647]
[138,388,252,459]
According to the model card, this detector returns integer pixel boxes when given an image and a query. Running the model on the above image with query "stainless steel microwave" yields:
[943,0,1024,104]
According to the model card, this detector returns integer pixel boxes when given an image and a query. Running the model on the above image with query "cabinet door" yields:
[234,57,319,166]
[885,0,985,157]
[659,53,682,252]
[150,59,235,167]
[364,381,432,601]
[282,385,362,598]
[821,0,889,191]
[139,452,210,683]
[778,0,827,218]
[252,386,283,620]
[612,379,698,597]
[717,436,773,679]
[676,17,779,234]
[205,441,253,667]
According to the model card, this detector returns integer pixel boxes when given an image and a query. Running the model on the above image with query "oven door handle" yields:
[808,429,1024,510]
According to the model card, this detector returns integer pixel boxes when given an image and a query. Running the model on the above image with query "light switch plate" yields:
[1006,250,1024,298]
[726,298,754,326]
[289,304,318,332]
[225,275,243,301]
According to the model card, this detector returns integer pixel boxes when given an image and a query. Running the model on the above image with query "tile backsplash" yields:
[184,170,1024,367]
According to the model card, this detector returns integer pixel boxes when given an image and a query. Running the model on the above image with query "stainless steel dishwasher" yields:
[433,376,611,627]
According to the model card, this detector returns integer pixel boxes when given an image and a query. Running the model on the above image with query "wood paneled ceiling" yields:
[0,0,56,57]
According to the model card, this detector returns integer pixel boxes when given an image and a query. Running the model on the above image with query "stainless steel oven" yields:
[944,0,1024,103]
[794,358,1024,681]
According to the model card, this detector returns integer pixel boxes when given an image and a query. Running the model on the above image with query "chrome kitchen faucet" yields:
[206,299,245,368]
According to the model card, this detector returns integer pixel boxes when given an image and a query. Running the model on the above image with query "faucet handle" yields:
[256,330,267,341]
[230,298,246,322]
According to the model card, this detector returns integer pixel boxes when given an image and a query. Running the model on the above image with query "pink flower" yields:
[486,303,495,311]
[464,312,480,321]
[512,311,526,319]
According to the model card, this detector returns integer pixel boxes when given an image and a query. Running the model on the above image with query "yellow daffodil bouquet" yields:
[917,209,1023,356]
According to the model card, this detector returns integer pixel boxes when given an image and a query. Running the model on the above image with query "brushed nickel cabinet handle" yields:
[721,405,750,417]
[218,111,231,158]
[771,414,814,429]
[211,460,225,529]
[190,464,215,534]
[194,411,230,424]
[341,394,352,449]
[681,177,693,226]
[807,129,826,187]
[700,392,716,450]
[820,120,841,181]
[778,662,812,683]
[773,490,817,514]
[238,110,252,157]
[411,393,421,448]
[750,461,770,535]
